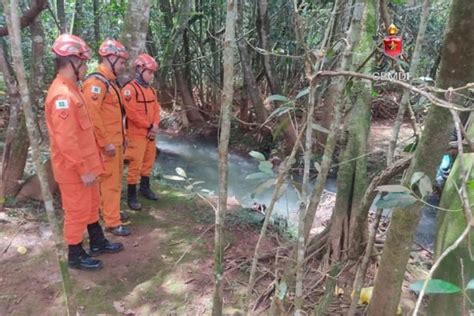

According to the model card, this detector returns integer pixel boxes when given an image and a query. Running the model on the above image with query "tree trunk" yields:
[256,0,297,154]
[93,0,100,45]
[119,0,151,84]
[56,0,66,33]
[427,153,474,315]
[327,0,374,262]
[3,0,73,312]
[303,0,367,243]
[236,0,267,123]
[0,45,29,205]
[368,0,474,314]
[213,1,236,315]
[387,0,431,165]
[30,0,45,105]
[71,0,85,37]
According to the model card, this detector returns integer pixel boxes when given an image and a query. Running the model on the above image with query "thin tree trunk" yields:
[256,0,297,154]
[3,0,73,314]
[303,0,367,243]
[368,0,474,314]
[119,0,151,84]
[387,0,431,165]
[30,0,45,105]
[71,0,84,37]
[93,0,100,44]
[213,1,236,315]
[56,0,66,33]
[0,45,29,206]
[236,0,267,123]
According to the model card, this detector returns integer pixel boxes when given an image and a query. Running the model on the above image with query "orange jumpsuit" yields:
[45,74,104,245]
[83,65,126,228]
[122,80,161,184]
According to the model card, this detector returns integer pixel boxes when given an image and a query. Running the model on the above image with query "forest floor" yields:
[0,119,428,315]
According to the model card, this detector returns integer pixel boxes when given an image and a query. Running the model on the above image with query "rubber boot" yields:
[68,243,103,271]
[139,176,159,200]
[127,184,142,210]
[88,222,124,256]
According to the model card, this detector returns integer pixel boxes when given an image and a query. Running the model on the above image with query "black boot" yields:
[87,222,124,256]
[68,243,103,271]
[127,184,142,210]
[139,176,159,200]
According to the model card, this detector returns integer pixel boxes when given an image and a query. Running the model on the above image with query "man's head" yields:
[134,54,158,83]
[98,39,129,76]
[52,34,91,81]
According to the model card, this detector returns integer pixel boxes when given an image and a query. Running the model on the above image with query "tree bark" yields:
[0,45,29,205]
[387,0,431,165]
[368,0,474,314]
[236,0,267,123]
[3,0,73,312]
[56,0,66,33]
[303,0,367,243]
[119,0,151,84]
[30,0,45,104]
[256,0,297,154]
[0,0,47,37]
[213,1,236,315]
[93,0,100,45]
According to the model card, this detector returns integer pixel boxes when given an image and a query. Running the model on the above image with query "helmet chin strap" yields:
[69,60,84,81]
[106,56,120,77]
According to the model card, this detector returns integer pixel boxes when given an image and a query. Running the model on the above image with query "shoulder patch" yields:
[55,99,69,110]
[91,85,102,94]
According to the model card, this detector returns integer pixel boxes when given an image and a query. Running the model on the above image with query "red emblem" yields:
[58,110,69,120]
[383,24,402,58]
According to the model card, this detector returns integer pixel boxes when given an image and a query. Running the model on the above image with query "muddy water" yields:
[154,133,436,248]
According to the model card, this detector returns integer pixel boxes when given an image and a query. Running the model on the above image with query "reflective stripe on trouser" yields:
[99,145,123,228]
[125,137,156,184]
[59,182,100,245]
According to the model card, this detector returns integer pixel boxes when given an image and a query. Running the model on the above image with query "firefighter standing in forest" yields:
[122,54,161,210]
[45,34,123,271]
[82,39,131,236]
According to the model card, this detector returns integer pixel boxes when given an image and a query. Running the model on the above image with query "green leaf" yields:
[255,179,276,195]
[277,280,288,300]
[466,279,474,290]
[245,172,270,180]
[467,181,474,191]
[314,161,321,173]
[192,181,205,186]
[249,151,266,161]
[371,90,380,97]
[176,167,187,178]
[265,106,292,123]
[376,185,410,193]
[295,87,310,100]
[409,279,461,294]
[411,172,425,187]
[312,123,330,134]
[184,184,193,191]
[418,175,433,198]
[264,94,290,103]
[375,192,417,209]
[259,161,274,175]
[163,175,186,181]
[403,141,417,153]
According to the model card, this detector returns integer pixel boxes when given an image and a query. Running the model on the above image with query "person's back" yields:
[45,73,103,184]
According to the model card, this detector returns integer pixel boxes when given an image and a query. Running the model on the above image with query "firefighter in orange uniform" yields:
[45,34,123,271]
[82,39,131,236]
[122,54,161,210]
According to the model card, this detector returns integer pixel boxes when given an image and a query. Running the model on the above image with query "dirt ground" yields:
[0,185,281,315]
[0,121,423,315]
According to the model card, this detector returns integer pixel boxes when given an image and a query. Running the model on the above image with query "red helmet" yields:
[134,54,158,72]
[52,34,91,60]
[98,39,129,59]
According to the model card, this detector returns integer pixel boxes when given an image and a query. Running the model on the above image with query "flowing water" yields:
[155,133,437,248]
